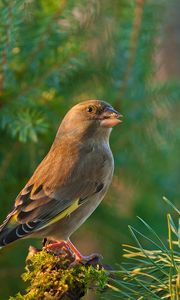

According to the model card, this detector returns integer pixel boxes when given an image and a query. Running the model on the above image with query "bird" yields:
[0,100,122,261]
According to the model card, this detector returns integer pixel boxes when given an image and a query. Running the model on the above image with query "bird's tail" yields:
[0,209,22,248]
[0,226,10,249]
[0,222,23,248]
[0,210,39,248]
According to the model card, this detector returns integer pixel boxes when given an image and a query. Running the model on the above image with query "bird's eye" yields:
[86,106,94,113]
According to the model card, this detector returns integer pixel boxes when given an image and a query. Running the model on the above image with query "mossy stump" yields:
[10,245,108,300]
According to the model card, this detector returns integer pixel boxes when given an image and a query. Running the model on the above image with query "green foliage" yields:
[106,198,180,299]
[1,109,48,143]
[10,250,108,300]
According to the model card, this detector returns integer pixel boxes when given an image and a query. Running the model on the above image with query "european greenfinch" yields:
[0,100,122,259]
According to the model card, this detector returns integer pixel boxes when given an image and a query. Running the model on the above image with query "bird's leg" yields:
[45,240,74,258]
[45,240,82,260]
[67,240,102,263]
[66,240,83,261]
[44,239,102,264]
[45,240,67,250]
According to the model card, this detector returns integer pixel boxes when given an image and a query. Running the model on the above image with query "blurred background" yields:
[0,0,179,299]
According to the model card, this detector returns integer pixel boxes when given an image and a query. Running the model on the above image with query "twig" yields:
[115,0,145,108]
[0,1,13,92]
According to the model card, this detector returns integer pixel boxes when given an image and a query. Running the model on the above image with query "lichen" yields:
[9,250,108,300]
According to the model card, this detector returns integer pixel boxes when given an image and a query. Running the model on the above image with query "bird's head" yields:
[57,100,122,140]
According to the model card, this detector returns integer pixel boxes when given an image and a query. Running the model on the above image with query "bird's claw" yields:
[80,253,103,264]
[68,253,103,268]
[44,240,103,268]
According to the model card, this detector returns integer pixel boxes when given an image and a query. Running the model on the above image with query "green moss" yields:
[9,250,108,300]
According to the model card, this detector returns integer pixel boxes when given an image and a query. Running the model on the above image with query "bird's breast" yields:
[78,139,114,180]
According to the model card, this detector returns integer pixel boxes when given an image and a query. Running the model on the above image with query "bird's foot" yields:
[72,253,103,268]
[45,241,74,259]
[66,240,102,266]
[44,239,102,266]
[81,253,102,263]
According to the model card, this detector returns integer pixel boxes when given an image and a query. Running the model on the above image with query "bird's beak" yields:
[99,107,123,128]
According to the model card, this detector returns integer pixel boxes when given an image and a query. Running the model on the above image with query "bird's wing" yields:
[0,177,103,247]
[0,140,111,247]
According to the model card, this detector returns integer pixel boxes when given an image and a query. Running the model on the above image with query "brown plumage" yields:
[0,100,122,257]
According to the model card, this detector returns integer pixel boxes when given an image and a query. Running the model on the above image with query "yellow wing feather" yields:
[38,199,80,230]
